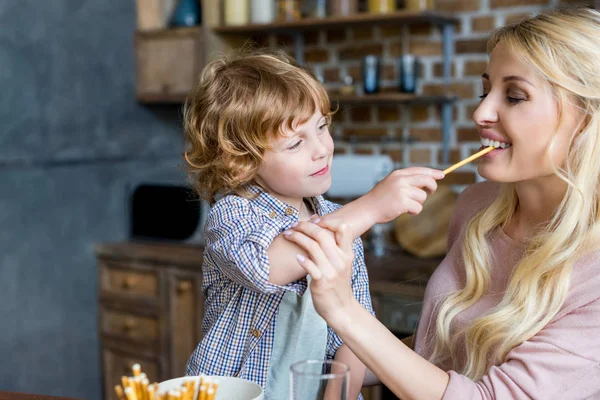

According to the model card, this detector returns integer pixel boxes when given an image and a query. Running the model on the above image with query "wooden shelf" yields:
[137,91,457,105]
[214,10,458,35]
[330,92,456,105]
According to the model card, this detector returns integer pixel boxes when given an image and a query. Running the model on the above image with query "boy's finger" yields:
[405,199,424,215]
[392,167,445,179]
[407,187,428,204]
[403,175,438,193]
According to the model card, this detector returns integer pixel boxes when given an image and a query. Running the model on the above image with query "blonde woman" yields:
[283,7,600,399]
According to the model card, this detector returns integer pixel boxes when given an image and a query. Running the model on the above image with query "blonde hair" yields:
[429,7,600,379]
[183,49,333,203]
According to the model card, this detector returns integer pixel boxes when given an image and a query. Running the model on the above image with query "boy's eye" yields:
[288,140,302,150]
[318,123,328,131]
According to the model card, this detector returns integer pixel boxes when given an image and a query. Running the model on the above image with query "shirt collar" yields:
[245,185,329,219]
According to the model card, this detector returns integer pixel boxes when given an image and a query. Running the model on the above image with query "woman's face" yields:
[473,43,582,183]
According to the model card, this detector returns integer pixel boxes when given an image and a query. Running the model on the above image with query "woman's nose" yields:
[473,94,499,125]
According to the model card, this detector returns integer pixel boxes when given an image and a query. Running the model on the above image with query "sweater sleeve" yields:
[442,296,600,400]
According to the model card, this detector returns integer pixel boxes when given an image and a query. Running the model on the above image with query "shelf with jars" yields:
[215,8,457,35]
[213,0,458,163]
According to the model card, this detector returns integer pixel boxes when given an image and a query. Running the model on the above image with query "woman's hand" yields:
[363,167,445,224]
[282,218,358,325]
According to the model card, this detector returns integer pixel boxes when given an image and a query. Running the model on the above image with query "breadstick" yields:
[132,363,142,377]
[114,385,125,400]
[443,146,495,175]
[125,387,138,400]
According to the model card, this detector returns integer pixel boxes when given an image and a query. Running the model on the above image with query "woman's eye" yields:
[318,124,327,131]
[479,93,488,100]
[507,96,525,104]
[288,140,302,150]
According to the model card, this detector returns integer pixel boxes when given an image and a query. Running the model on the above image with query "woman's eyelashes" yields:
[478,90,527,105]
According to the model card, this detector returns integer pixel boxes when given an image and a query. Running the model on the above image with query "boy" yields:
[183,50,441,399]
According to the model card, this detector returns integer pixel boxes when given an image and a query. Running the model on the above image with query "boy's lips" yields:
[311,165,329,177]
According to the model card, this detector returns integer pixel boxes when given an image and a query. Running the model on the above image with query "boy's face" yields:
[256,110,334,206]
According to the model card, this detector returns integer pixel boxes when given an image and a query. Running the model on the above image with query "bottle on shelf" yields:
[224,0,249,26]
[329,0,358,16]
[367,0,396,14]
[251,0,275,24]
[277,0,301,21]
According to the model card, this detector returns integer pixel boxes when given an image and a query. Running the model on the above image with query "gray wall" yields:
[0,1,186,399]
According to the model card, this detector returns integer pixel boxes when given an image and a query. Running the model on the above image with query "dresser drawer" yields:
[102,309,159,342]
[100,261,159,299]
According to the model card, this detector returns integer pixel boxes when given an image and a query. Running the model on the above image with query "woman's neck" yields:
[506,175,567,241]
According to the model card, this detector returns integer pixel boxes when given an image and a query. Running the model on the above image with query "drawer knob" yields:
[121,277,137,289]
[177,281,192,294]
[122,319,137,333]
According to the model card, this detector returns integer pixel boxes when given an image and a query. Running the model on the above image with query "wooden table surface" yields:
[0,393,78,400]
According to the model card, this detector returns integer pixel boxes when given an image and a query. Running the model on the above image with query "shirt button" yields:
[285,207,295,216]
[269,211,276,218]
[251,328,261,338]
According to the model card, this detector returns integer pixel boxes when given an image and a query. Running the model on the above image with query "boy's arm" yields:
[270,167,444,287]
[207,197,309,294]
[321,167,444,240]
[332,344,367,400]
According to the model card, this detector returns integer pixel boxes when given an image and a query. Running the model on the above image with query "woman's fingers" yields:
[334,223,353,256]
[283,228,335,275]
[289,221,340,263]
[295,254,322,280]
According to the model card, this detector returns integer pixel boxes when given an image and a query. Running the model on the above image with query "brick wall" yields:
[260,0,594,189]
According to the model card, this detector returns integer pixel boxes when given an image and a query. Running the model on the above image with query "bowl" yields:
[158,375,264,400]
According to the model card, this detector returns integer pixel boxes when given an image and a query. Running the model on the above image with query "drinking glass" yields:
[290,359,350,400]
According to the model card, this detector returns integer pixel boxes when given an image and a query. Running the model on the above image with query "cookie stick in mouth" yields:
[443,146,495,175]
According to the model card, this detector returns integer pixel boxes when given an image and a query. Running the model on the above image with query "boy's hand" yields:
[363,167,445,224]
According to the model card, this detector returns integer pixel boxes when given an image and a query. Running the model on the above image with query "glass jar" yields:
[251,0,275,24]
[367,0,396,13]
[224,0,249,25]
[277,0,301,21]
[405,0,435,10]
[329,0,358,16]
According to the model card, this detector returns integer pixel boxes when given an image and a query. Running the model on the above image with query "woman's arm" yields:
[286,220,600,400]
[284,220,449,400]
[333,299,448,400]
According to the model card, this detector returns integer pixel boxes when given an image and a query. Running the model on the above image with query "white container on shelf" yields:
[251,0,275,24]
[225,0,249,25]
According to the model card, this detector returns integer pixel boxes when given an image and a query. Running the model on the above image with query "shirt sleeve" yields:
[442,297,600,400]
[326,237,375,360]
[204,196,305,295]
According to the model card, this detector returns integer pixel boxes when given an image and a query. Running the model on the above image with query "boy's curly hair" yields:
[183,49,334,203]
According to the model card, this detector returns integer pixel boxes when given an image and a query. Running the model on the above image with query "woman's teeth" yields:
[480,137,512,149]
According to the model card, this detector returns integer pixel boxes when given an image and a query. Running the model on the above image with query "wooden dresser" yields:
[97,242,205,400]
[97,241,441,400]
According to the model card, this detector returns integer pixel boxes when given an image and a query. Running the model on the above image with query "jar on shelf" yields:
[329,0,358,17]
[251,0,275,24]
[405,0,435,10]
[277,0,301,21]
[306,0,327,18]
[367,0,396,14]
[224,0,249,26]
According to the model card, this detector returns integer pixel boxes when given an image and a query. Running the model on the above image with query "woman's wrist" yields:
[325,298,363,335]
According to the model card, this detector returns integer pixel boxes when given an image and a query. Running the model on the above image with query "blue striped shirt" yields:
[185,186,374,389]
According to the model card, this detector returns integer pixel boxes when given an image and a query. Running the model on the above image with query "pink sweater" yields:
[414,182,600,399]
